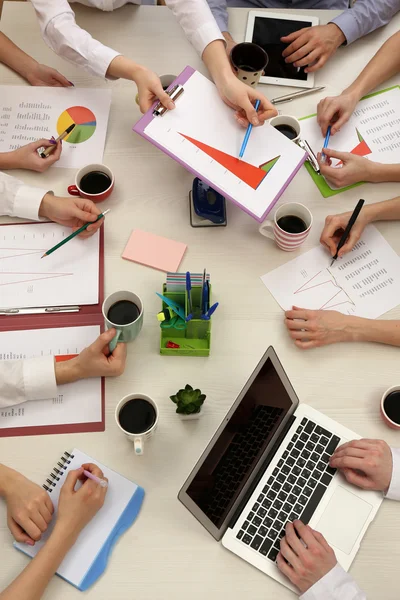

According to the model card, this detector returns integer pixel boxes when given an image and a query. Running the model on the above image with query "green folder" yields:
[299,85,400,198]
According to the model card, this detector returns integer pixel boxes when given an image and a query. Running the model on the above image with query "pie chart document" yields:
[0,86,112,168]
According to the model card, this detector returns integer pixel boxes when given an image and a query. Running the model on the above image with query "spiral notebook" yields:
[14,449,145,591]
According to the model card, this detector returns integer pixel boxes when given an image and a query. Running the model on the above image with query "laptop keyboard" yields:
[235,417,340,563]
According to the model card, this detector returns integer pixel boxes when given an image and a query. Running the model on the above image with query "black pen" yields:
[40,123,75,158]
[330,199,365,266]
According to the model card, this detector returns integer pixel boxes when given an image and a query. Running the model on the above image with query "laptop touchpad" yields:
[315,486,373,554]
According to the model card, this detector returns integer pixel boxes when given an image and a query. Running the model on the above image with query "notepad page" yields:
[0,326,102,429]
[15,449,138,587]
[0,222,99,308]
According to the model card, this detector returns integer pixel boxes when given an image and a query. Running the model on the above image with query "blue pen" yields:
[239,99,261,160]
[202,302,219,321]
[185,271,193,322]
[321,125,331,163]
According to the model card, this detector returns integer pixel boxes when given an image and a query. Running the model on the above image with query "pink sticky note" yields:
[122,230,187,272]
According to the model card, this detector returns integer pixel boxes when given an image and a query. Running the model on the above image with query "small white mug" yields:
[115,394,159,455]
[381,385,400,430]
[259,202,313,251]
[269,115,301,144]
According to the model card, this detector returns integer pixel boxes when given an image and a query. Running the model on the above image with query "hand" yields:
[2,467,54,545]
[317,92,359,136]
[55,465,107,540]
[133,66,175,114]
[319,205,371,257]
[9,139,62,172]
[281,23,345,73]
[277,520,337,594]
[56,329,127,385]
[318,147,374,188]
[26,63,72,87]
[216,72,277,127]
[285,306,355,349]
[39,195,103,238]
[330,439,393,492]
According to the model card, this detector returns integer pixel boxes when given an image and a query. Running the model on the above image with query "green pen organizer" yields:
[159,284,212,357]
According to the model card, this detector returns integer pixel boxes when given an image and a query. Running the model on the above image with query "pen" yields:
[330,199,365,267]
[40,123,76,158]
[186,271,193,322]
[0,306,80,314]
[271,86,325,105]
[41,209,110,258]
[202,302,219,321]
[201,268,206,313]
[83,469,108,488]
[239,99,260,160]
[321,125,331,163]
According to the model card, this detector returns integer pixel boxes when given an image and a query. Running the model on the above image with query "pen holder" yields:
[159,284,212,357]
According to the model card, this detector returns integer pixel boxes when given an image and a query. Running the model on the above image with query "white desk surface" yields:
[0,3,399,598]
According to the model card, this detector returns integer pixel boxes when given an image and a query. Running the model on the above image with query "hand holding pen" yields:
[321,200,368,261]
[8,138,62,172]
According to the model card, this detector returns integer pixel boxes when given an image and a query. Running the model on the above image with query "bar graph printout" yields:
[0,223,99,309]
[261,226,400,319]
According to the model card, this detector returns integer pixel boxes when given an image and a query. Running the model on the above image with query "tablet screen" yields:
[252,17,312,81]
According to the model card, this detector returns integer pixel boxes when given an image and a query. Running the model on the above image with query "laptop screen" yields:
[181,350,297,538]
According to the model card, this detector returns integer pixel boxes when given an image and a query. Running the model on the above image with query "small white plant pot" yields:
[179,411,203,421]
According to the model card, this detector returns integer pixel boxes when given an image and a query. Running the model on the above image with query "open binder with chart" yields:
[14,449,145,591]
[133,67,307,222]
[0,221,105,437]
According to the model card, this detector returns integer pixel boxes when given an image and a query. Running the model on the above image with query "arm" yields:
[331,0,400,46]
[0,32,71,87]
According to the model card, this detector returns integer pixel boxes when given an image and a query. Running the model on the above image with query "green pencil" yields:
[41,209,110,258]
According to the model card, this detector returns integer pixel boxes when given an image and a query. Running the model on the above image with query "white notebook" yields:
[14,449,145,591]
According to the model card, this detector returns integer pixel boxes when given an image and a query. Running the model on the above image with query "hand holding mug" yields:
[102,291,144,353]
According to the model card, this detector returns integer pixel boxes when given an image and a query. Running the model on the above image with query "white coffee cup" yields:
[115,394,159,455]
[269,115,301,144]
[259,202,313,251]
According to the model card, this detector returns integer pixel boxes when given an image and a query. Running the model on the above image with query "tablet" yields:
[245,11,320,88]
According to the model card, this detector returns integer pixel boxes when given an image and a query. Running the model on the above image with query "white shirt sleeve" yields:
[0,171,48,221]
[299,563,366,600]
[0,357,57,408]
[165,0,224,57]
[386,447,400,501]
[30,0,120,79]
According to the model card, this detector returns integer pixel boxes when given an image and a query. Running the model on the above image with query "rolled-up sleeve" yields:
[0,171,47,221]
[386,447,400,501]
[165,0,224,56]
[0,357,57,408]
[31,0,120,79]
[331,0,400,45]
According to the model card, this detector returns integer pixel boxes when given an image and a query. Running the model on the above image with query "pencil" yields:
[320,125,331,163]
[238,99,261,160]
[82,469,108,488]
[40,123,76,158]
[41,209,110,258]
[330,199,365,266]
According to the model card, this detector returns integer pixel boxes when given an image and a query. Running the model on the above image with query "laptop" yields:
[178,347,383,592]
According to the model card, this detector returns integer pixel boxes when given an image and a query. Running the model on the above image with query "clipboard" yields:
[133,66,307,222]
[0,222,105,438]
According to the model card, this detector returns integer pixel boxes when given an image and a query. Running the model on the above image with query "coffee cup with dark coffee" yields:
[381,385,400,429]
[269,115,301,144]
[230,42,269,87]
[68,163,114,203]
[102,290,144,352]
[115,394,159,455]
[259,202,313,251]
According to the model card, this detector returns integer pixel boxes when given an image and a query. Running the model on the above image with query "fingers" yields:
[19,518,42,542]
[45,495,54,516]
[42,141,62,166]
[284,521,307,557]
[294,339,320,350]
[285,42,314,65]
[320,215,346,257]
[276,551,294,579]
[108,341,127,376]
[280,536,302,570]
[281,29,303,45]
[255,94,278,124]
[310,528,331,553]
[305,55,328,74]
[31,138,54,150]
[341,467,371,489]
[8,517,35,546]
[333,439,376,454]
[281,29,309,58]
[90,329,117,355]
[285,308,309,322]
[51,69,73,87]
[81,463,104,479]
[39,503,53,525]
[293,520,319,550]
[63,467,84,493]
[329,455,364,471]
[317,98,342,136]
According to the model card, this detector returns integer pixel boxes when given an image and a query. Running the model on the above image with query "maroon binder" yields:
[0,222,105,438]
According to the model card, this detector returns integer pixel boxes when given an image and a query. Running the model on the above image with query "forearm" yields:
[54,358,81,385]
[344,31,400,100]
[0,151,23,170]
[367,163,400,184]
[0,527,76,600]
[348,317,400,346]
[202,39,232,86]
[0,33,38,82]
[106,55,143,82]
[363,196,400,222]
[0,464,17,497]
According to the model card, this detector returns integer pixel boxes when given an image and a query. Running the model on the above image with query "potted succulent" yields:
[170,384,206,420]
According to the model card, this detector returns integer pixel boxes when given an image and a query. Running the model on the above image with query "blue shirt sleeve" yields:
[331,0,400,45]
[207,0,229,32]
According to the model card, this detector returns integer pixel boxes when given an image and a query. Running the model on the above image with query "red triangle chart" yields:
[180,133,277,190]
[351,128,371,157]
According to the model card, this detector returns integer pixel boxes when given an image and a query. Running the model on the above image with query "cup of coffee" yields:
[381,385,400,429]
[102,290,144,352]
[115,394,159,455]
[259,202,313,251]
[269,115,301,143]
[230,42,268,87]
[68,163,114,202]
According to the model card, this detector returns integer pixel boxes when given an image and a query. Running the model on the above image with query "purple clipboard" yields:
[133,66,306,222]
